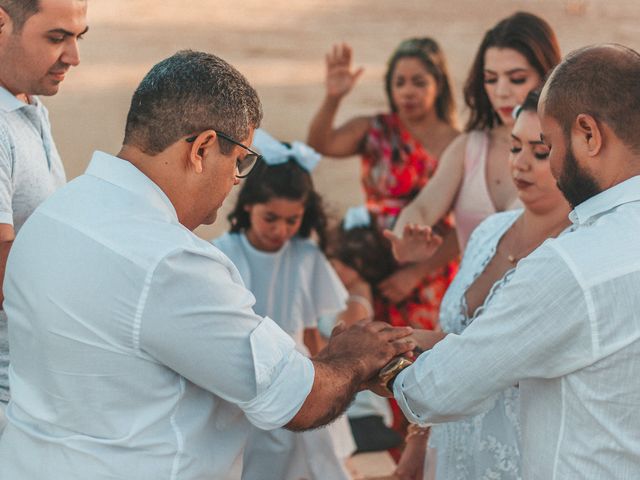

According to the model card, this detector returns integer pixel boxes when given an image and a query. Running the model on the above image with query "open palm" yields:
[384,224,443,264]
[325,43,364,99]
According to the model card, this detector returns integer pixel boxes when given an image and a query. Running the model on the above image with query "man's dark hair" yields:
[543,44,640,154]
[123,50,263,155]
[0,0,40,31]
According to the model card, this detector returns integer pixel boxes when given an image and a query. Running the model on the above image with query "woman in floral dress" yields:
[308,38,459,331]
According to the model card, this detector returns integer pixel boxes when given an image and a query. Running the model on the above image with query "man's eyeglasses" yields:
[185,130,262,178]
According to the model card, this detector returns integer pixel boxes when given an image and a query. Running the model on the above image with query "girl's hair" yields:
[464,11,561,132]
[515,88,541,118]
[227,156,328,250]
[326,215,397,289]
[385,37,457,128]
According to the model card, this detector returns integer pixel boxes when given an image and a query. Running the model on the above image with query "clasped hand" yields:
[363,329,446,398]
[320,320,414,383]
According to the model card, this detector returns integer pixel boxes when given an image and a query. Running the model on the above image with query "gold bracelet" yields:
[405,423,430,441]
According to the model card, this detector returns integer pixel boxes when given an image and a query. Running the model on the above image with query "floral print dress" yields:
[361,113,457,330]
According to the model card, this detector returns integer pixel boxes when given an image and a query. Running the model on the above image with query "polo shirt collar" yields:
[85,150,178,221]
[0,85,34,112]
[569,175,640,225]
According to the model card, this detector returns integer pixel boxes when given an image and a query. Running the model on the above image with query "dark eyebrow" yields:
[47,26,89,37]
[484,67,529,75]
[512,133,546,146]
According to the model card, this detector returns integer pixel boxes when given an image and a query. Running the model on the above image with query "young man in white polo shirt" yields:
[0,0,88,429]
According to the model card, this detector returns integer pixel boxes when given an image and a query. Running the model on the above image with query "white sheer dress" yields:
[427,210,523,480]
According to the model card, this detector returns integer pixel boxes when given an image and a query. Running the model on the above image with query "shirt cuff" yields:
[0,212,13,226]
[393,361,431,426]
[238,317,315,430]
[393,349,499,425]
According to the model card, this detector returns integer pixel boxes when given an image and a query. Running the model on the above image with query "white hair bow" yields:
[343,206,371,230]
[252,129,322,172]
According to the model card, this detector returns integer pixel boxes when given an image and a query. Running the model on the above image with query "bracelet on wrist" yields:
[406,423,430,441]
[347,294,374,320]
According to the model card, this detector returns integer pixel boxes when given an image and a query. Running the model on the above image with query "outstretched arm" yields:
[286,321,414,430]
[393,133,469,233]
[307,43,370,157]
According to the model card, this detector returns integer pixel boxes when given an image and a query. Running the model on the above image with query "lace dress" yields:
[428,209,523,480]
[361,113,457,330]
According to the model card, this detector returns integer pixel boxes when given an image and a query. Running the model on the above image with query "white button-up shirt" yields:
[395,175,640,479]
[0,151,314,480]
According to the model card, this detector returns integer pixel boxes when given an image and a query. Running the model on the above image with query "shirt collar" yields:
[0,85,35,112]
[85,150,178,221]
[569,175,640,225]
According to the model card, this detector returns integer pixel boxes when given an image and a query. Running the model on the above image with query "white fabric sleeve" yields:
[307,248,348,327]
[139,249,314,430]
[0,125,14,225]
[394,244,595,424]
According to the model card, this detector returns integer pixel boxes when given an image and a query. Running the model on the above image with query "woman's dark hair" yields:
[385,37,457,128]
[514,88,541,118]
[326,215,397,290]
[464,11,561,132]
[227,155,328,250]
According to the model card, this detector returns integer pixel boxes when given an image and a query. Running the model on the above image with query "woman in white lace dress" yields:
[392,89,571,480]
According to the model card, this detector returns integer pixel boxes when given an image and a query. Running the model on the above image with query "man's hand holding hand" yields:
[316,320,415,383]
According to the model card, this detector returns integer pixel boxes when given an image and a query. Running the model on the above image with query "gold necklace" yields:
[501,221,525,265]
[501,216,568,265]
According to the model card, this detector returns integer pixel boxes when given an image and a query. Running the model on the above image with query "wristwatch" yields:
[378,356,413,396]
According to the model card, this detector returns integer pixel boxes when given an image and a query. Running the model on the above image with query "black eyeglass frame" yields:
[185,130,262,178]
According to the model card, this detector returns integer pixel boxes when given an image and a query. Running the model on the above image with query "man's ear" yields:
[187,130,218,174]
[0,8,12,37]
[573,113,602,157]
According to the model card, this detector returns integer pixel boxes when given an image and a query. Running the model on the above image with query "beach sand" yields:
[44,0,640,241]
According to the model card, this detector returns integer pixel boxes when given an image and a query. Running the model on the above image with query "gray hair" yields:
[123,50,263,155]
[0,0,40,30]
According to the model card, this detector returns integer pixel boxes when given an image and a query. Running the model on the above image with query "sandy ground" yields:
[43,0,640,240]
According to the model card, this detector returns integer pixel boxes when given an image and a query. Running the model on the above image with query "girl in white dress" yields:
[212,129,355,480]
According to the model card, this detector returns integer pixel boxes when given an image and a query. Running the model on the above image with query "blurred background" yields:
[44,0,640,240]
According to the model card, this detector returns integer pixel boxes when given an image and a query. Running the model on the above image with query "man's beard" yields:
[556,143,601,208]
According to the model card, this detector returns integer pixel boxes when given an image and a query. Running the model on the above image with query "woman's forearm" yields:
[307,95,342,153]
